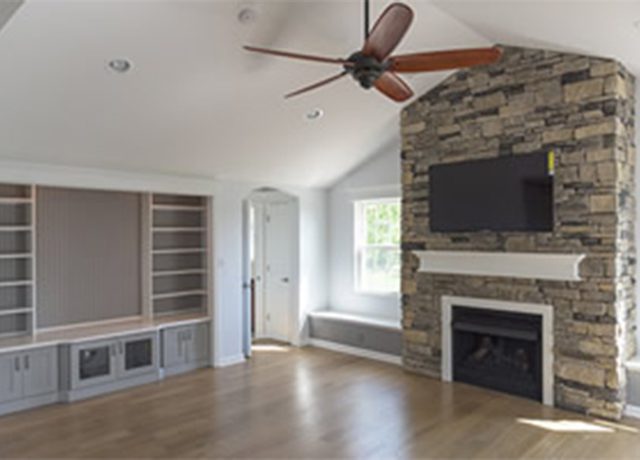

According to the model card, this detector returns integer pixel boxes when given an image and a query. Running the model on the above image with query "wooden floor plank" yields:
[0,345,639,459]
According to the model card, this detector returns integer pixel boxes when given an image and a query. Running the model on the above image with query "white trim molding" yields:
[624,404,640,420]
[0,159,216,196]
[347,184,402,200]
[414,250,585,281]
[441,295,554,406]
[214,354,246,368]
[309,339,402,365]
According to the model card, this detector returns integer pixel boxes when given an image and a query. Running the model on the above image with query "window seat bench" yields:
[307,310,402,364]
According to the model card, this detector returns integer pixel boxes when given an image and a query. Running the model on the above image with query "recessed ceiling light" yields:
[305,108,324,121]
[108,59,132,73]
[238,7,257,24]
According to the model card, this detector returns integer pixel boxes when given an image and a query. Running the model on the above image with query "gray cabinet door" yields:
[0,353,22,403]
[162,327,186,368]
[23,347,58,398]
[189,323,210,364]
[71,339,117,389]
[118,332,158,379]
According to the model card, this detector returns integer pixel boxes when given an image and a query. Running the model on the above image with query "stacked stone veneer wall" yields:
[400,46,636,419]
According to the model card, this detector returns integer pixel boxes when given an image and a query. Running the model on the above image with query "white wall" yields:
[0,159,328,366]
[328,137,402,321]
[212,180,328,363]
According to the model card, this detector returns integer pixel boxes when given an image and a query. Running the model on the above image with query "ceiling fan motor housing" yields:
[345,52,388,89]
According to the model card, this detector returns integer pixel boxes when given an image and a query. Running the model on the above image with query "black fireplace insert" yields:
[452,306,543,401]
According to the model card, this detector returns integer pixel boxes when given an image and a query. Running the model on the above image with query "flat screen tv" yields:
[429,152,553,232]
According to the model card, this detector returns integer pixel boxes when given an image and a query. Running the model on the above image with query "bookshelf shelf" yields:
[147,194,210,318]
[0,184,35,338]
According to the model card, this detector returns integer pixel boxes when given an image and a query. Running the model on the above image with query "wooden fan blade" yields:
[244,46,351,65]
[374,71,414,102]
[285,71,348,99]
[362,3,413,61]
[389,47,502,73]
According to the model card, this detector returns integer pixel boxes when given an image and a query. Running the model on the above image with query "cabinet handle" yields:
[14,356,20,372]
[119,341,124,355]
[24,355,29,370]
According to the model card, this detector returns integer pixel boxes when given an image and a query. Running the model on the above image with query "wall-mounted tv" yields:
[429,152,553,232]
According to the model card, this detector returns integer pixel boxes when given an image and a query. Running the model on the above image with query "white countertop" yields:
[0,313,211,353]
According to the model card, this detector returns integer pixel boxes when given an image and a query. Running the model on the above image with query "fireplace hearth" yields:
[452,306,543,401]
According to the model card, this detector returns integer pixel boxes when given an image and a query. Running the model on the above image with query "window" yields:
[354,198,401,294]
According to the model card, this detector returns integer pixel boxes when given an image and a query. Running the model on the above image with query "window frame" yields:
[353,197,401,296]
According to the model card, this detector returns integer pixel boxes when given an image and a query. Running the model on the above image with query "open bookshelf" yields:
[0,184,36,338]
[148,194,211,317]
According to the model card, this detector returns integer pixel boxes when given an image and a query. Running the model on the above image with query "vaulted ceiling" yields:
[0,1,638,187]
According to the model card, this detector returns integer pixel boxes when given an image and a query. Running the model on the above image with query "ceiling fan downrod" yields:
[364,0,370,40]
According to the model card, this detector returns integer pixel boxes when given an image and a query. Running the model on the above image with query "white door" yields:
[263,200,295,342]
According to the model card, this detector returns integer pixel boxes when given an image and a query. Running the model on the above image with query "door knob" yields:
[281,277,290,283]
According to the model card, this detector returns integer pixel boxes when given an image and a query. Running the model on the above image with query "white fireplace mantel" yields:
[413,250,585,281]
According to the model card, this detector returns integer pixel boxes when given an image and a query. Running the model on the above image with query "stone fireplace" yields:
[400,46,636,419]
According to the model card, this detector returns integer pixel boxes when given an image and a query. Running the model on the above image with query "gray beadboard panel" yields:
[309,317,402,356]
[0,232,30,254]
[0,285,30,310]
[37,187,142,327]
[0,203,30,225]
[153,210,203,227]
[153,232,204,250]
[153,295,205,315]
[628,371,640,406]
[153,253,204,271]
[0,184,30,198]
[0,258,30,282]
[0,313,28,335]
[153,194,204,206]
[153,274,204,295]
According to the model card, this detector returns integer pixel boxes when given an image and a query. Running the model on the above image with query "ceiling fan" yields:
[243,0,502,102]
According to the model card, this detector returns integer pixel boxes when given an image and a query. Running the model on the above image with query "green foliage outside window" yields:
[357,200,401,293]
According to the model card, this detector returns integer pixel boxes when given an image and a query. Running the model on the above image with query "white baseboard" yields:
[624,404,640,419]
[215,353,246,368]
[308,338,402,365]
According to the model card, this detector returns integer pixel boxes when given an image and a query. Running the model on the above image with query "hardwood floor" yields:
[1,345,639,459]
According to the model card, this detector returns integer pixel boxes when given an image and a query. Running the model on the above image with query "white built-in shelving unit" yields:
[0,184,36,338]
[147,194,211,317]
[0,184,213,339]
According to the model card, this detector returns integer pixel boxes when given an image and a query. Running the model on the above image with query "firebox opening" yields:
[452,305,543,402]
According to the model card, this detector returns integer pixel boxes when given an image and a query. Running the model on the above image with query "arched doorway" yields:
[242,188,299,357]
